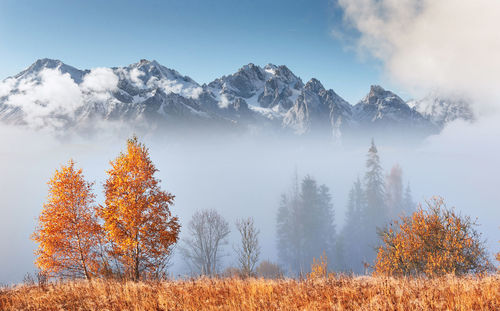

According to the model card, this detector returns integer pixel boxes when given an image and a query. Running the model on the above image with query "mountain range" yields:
[0,58,473,139]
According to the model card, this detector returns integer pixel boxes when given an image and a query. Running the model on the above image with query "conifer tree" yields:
[276,190,303,274]
[340,178,365,273]
[385,164,404,220]
[403,183,416,215]
[301,177,336,269]
[277,173,335,276]
[318,184,336,260]
[364,139,385,216]
[361,139,387,270]
[276,194,292,267]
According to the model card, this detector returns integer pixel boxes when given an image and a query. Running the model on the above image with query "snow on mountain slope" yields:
[0,59,215,130]
[353,85,434,131]
[407,95,473,127]
[199,63,305,129]
[0,59,461,139]
[283,78,352,138]
[206,63,303,111]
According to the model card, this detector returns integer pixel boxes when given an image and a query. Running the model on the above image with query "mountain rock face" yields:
[0,58,215,130]
[283,78,352,138]
[407,95,473,127]
[352,85,436,134]
[0,59,470,138]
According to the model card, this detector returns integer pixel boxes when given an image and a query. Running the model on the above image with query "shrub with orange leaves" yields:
[308,252,328,279]
[31,160,104,280]
[99,137,180,281]
[497,235,500,272]
[375,196,491,276]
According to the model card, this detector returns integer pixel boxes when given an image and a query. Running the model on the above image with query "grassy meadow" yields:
[1,275,499,310]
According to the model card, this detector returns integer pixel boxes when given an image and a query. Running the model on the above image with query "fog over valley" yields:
[0,118,498,283]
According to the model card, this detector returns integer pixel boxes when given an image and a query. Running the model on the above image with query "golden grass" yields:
[1,275,499,311]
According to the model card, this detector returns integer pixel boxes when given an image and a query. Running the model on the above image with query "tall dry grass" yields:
[1,275,499,310]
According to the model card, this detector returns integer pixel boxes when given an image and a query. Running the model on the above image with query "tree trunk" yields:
[76,231,91,281]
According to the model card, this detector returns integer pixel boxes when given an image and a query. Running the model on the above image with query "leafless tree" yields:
[235,217,260,277]
[181,209,230,276]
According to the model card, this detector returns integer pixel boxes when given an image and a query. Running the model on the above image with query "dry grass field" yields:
[1,275,499,311]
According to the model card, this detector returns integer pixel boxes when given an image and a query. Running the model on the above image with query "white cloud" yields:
[81,67,119,93]
[0,67,121,129]
[337,0,500,115]
[147,76,203,99]
[423,115,500,156]
[218,94,230,109]
[6,69,84,128]
[0,63,207,130]
[115,67,145,88]
[129,68,145,87]
[0,78,16,98]
[183,86,203,99]
[337,1,500,251]
[156,78,184,94]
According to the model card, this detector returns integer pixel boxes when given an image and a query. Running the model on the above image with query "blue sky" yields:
[0,0,393,103]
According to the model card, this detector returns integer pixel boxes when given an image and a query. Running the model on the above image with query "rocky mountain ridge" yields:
[0,58,473,138]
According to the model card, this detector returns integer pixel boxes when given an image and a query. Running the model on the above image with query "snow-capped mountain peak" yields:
[14,58,86,83]
[407,94,473,126]
[0,59,467,138]
[303,78,325,94]
[352,85,435,133]
[364,85,402,105]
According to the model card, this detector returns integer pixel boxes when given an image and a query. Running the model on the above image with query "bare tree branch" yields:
[181,209,230,276]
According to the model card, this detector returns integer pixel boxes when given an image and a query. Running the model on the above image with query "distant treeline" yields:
[276,139,416,275]
[31,137,497,282]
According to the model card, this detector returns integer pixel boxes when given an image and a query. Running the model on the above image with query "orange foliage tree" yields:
[308,251,328,279]
[99,137,180,281]
[375,196,490,276]
[32,160,104,280]
[497,252,500,271]
[497,232,500,271]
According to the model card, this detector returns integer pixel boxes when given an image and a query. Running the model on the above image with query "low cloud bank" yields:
[337,0,500,114]
[0,125,498,283]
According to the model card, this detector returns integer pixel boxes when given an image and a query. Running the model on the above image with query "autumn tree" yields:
[181,209,230,276]
[99,137,180,281]
[235,217,261,277]
[375,196,490,276]
[497,251,500,271]
[32,160,104,280]
[497,231,500,271]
